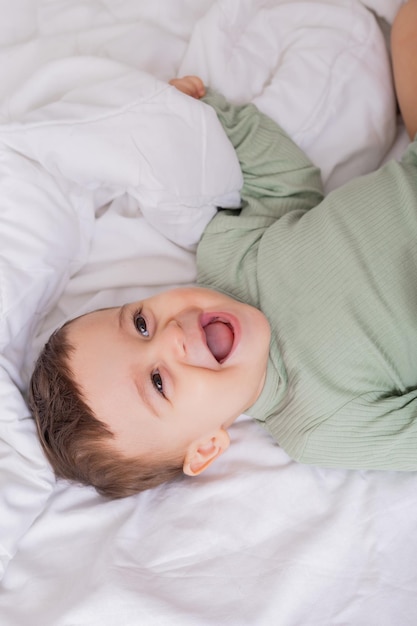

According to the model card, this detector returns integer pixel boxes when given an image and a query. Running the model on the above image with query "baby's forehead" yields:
[64,307,118,348]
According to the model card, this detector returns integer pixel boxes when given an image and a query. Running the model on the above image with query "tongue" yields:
[205,321,234,362]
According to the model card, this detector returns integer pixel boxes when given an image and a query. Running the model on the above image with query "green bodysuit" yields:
[197,90,417,471]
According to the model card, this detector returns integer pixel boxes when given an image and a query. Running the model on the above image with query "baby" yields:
[29,2,417,498]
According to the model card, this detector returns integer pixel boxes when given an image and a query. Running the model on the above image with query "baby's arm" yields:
[392,0,417,139]
[169,79,323,219]
[196,91,323,304]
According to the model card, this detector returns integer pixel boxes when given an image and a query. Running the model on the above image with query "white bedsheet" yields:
[1,1,416,625]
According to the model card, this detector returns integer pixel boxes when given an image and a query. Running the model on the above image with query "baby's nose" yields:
[163,320,186,359]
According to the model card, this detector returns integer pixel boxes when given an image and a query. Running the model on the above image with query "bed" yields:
[1,0,415,624]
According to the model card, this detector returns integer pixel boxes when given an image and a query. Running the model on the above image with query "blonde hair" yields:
[28,324,183,498]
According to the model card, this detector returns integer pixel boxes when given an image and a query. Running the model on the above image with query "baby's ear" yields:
[183,428,230,477]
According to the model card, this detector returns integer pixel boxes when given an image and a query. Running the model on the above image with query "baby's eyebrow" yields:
[118,304,128,330]
[133,377,159,419]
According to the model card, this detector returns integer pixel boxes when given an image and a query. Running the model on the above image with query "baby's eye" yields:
[133,311,149,337]
[151,371,164,396]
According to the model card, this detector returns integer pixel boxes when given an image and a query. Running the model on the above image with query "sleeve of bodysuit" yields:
[197,89,323,296]
[201,89,323,222]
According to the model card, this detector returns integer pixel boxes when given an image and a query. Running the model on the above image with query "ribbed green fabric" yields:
[197,90,417,471]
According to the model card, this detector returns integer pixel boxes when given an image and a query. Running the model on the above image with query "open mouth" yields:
[201,315,235,363]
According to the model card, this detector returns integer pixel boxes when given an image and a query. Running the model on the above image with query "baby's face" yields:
[66,287,270,471]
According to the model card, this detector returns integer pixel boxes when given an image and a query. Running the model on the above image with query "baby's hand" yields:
[169,76,206,99]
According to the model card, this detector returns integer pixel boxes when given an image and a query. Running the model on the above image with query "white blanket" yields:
[2,1,416,625]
